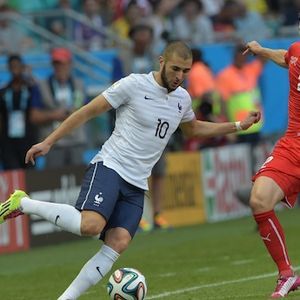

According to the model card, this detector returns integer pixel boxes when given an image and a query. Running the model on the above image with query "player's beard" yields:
[161,65,175,93]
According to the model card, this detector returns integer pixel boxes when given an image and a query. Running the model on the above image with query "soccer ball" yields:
[107,267,147,300]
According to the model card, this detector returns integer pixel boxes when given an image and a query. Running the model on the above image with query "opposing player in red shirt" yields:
[244,39,300,298]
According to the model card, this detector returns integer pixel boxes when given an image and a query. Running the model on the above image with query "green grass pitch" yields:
[1,208,300,299]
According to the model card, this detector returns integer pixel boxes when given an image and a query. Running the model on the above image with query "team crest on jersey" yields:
[290,56,298,66]
[178,102,182,113]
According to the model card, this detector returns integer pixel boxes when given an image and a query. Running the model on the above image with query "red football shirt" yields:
[284,41,300,136]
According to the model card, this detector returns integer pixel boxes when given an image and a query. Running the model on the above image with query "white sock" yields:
[20,197,81,236]
[57,245,120,300]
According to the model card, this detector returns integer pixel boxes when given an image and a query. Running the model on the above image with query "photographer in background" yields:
[31,48,87,169]
[216,43,265,145]
[185,48,229,150]
[0,54,40,170]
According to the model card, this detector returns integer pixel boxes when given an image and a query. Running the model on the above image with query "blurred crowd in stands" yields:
[0,0,293,171]
[0,0,299,54]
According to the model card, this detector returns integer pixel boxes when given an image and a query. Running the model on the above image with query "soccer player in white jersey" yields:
[0,41,260,299]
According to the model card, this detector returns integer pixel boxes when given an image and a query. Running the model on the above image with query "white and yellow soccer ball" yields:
[107,267,147,300]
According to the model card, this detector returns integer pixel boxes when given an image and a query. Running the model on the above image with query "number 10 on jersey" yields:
[155,119,169,139]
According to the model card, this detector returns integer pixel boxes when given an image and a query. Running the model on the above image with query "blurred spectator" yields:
[147,0,179,54]
[173,0,215,46]
[211,0,240,42]
[73,0,106,50]
[31,48,87,169]
[281,0,300,26]
[118,23,155,75]
[98,0,124,25]
[121,0,152,16]
[243,0,268,14]
[201,0,224,17]
[0,5,36,54]
[0,54,41,170]
[187,48,216,105]
[46,0,72,39]
[262,0,282,37]
[216,43,264,144]
[185,48,228,150]
[110,1,143,40]
[234,0,272,41]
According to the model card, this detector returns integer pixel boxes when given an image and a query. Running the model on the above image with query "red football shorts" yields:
[252,136,300,208]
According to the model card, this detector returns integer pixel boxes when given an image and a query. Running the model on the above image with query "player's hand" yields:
[25,141,51,165]
[243,41,262,56]
[240,111,261,130]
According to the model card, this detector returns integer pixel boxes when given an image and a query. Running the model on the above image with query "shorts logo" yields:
[261,156,273,169]
[261,233,271,242]
[94,192,104,206]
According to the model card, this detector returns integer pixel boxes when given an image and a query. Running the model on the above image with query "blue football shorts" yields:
[75,161,145,239]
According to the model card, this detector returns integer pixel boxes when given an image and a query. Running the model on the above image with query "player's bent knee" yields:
[80,211,106,236]
[81,223,102,236]
[105,228,132,253]
[250,187,271,212]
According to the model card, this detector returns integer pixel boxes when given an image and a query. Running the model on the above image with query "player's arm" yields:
[243,41,287,68]
[180,111,261,138]
[25,94,112,164]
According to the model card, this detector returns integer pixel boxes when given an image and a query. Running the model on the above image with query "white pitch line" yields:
[85,266,300,299]
[146,267,300,300]
[231,259,254,265]
[196,267,213,272]
[158,272,177,278]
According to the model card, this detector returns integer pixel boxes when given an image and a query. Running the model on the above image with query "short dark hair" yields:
[191,48,203,63]
[233,43,246,56]
[180,0,203,11]
[162,40,192,61]
[7,54,23,65]
[128,23,154,40]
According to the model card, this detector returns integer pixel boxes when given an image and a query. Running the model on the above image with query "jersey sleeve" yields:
[181,92,196,123]
[284,42,300,65]
[102,75,133,108]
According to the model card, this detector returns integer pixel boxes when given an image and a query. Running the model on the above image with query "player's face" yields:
[53,61,71,82]
[160,53,192,92]
[9,59,24,77]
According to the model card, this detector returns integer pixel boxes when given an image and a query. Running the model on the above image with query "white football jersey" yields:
[91,72,195,190]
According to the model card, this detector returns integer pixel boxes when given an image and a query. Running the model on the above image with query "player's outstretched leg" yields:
[0,189,82,236]
[251,176,300,298]
[271,274,300,298]
[0,190,26,223]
